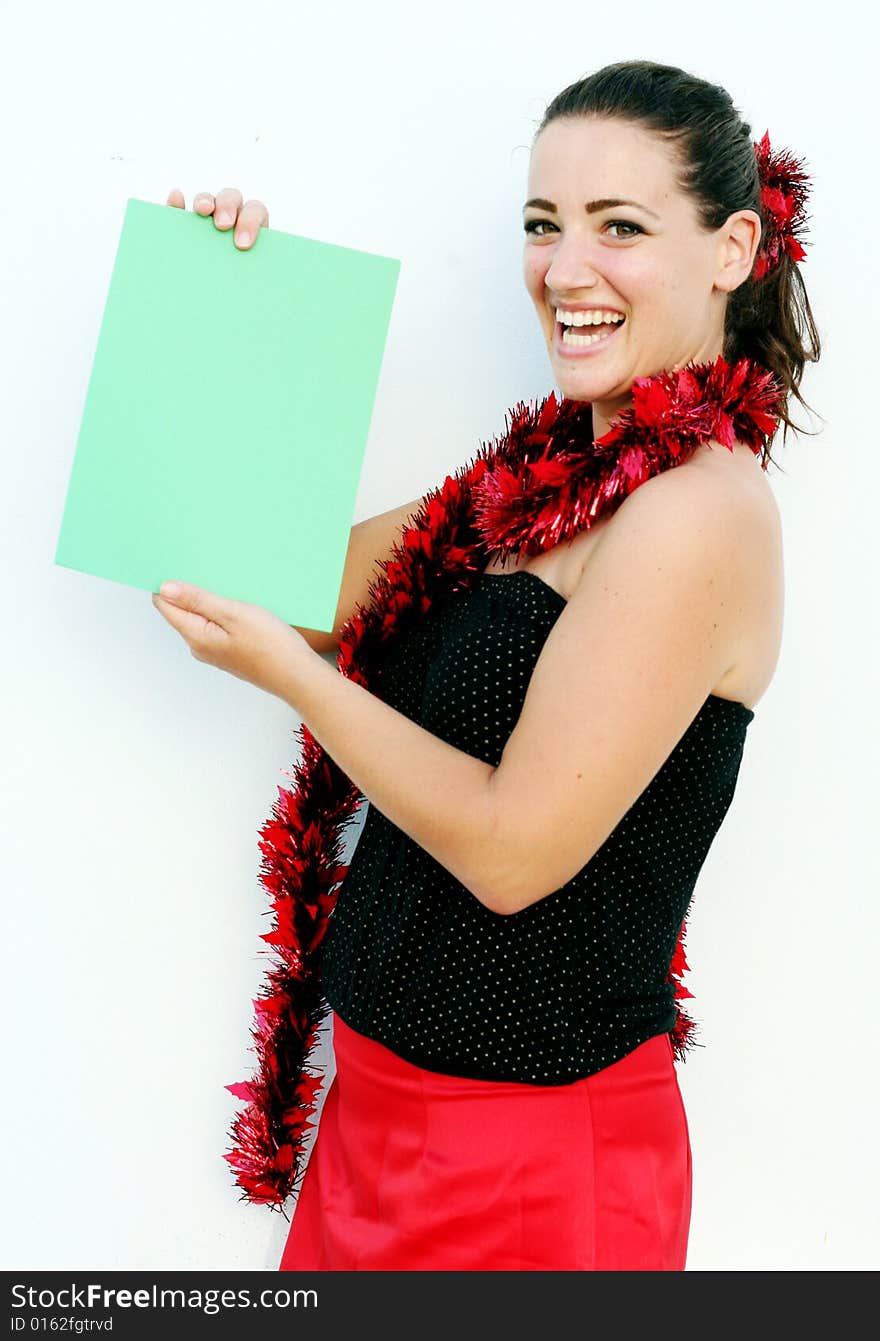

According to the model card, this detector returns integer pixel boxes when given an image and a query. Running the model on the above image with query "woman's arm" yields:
[278,650,500,907]
[278,465,751,916]
[292,495,426,654]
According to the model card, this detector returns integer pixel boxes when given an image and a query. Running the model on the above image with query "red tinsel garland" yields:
[223,352,784,1214]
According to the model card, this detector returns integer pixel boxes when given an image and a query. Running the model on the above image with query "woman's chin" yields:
[552,362,621,401]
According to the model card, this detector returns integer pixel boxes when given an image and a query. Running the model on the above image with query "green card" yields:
[54,197,401,631]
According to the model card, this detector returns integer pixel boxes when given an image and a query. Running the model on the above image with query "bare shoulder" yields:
[628,441,782,707]
[580,440,764,556]
[571,440,784,710]
[685,437,782,523]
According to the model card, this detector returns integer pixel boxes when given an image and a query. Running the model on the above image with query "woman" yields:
[157,60,819,1269]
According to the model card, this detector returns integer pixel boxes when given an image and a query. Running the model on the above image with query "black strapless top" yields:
[321,568,754,1084]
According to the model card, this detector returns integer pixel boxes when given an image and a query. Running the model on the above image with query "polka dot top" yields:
[321,568,755,1085]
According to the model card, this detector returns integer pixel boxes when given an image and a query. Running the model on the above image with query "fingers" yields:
[154,582,236,629]
[169,187,269,249]
[233,198,270,248]
[152,586,223,652]
[166,188,214,215]
[211,186,243,230]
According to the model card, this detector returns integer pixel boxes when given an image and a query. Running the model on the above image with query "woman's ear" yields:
[716,209,763,293]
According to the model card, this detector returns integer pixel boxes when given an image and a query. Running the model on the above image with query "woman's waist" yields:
[328,1005,677,1094]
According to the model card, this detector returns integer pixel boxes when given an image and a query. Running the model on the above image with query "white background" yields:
[1,0,876,1271]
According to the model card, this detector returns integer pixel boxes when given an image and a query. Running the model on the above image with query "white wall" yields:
[1,0,876,1271]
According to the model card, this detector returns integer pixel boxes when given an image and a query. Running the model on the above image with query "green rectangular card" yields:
[54,197,401,631]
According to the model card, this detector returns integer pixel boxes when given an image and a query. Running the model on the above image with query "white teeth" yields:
[554,308,625,327]
[561,324,620,347]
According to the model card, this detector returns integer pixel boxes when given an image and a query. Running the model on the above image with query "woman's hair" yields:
[534,59,822,467]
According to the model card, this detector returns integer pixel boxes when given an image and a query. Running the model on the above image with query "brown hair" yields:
[534,59,822,468]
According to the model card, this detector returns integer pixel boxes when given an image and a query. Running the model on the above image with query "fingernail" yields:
[215,210,232,225]
[236,230,251,247]
[161,582,181,597]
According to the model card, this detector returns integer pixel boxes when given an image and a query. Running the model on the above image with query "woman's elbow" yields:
[481,835,588,916]
[469,777,525,915]
[472,803,537,915]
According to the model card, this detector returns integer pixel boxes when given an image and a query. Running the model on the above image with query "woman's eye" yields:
[523,219,555,237]
[523,218,643,238]
[605,220,642,238]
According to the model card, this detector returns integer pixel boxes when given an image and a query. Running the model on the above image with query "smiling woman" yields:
[518,78,817,452]
[174,58,823,1272]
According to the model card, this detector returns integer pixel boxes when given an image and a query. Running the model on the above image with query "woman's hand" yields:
[152,582,313,701]
[166,186,269,250]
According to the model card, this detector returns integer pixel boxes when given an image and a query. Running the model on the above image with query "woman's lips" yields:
[553,318,625,357]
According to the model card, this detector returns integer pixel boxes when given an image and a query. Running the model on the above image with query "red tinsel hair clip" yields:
[751,129,812,282]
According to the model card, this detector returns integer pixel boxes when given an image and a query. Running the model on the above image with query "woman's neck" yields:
[585,344,728,442]
[589,395,631,443]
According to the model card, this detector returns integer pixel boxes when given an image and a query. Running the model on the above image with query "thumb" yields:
[157,581,235,629]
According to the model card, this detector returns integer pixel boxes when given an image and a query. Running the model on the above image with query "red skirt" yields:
[279,1011,692,1271]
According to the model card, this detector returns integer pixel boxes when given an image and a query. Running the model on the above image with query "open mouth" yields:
[555,316,626,352]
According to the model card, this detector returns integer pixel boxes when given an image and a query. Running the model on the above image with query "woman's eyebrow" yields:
[523,196,661,221]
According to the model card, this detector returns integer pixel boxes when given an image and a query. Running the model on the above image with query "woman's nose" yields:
[544,249,602,290]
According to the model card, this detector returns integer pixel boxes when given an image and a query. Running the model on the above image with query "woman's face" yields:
[522,116,760,433]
